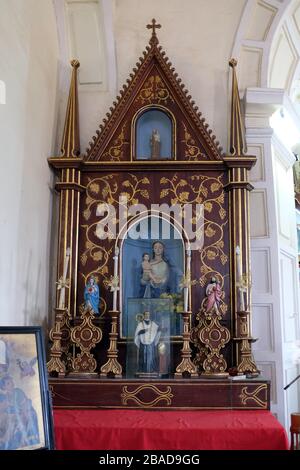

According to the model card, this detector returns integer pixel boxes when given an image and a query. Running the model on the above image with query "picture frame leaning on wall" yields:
[0,326,54,450]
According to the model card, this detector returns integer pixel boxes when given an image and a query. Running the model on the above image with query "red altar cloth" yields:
[53,409,289,450]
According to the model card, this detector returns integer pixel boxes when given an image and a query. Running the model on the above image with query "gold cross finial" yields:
[147,19,161,45]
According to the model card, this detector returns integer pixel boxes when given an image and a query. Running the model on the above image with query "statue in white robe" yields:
[134,311,161,373]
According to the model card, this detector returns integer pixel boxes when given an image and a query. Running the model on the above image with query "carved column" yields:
[224,59,259,375]
[47,60,86,376]
[48,60,85,320]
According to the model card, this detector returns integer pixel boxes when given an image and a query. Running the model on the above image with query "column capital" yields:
[243,87,285,130]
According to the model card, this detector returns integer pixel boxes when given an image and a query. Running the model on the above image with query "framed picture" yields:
[0,326,54,450]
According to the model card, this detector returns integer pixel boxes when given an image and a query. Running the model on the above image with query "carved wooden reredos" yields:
[47,20,259,380]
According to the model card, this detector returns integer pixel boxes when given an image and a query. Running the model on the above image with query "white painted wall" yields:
[0,0,59,327]
[231,0,300,433]
[54,0,246,154]
[245,89,286,423]
[245,90,300,429]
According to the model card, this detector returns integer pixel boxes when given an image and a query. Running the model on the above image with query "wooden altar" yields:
[48,20,269,410]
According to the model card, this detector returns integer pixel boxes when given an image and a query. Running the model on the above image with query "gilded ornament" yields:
[121,385,173,407]
[137,75,174,105]
[181,123,207,161]
[83,208,91,221]
[239,385,267,408]
[210,182,221,192]
[205,226,216,238]
[102,123,129,162]
[204,202,213,212]
[90,183,100,194]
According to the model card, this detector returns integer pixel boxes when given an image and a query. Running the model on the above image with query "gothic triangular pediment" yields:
[85,21,223,162]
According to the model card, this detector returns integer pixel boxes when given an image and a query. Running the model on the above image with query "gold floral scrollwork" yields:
[102,123,129,161]
[69,306,102,374]
[239,385,268,409]
[136,75,174,105]
[159,173,228,290]
[71,352,98,374]
[121,385,173,407]
[181,123,207,160]
[80,174,150,297]
[199,314,230,374]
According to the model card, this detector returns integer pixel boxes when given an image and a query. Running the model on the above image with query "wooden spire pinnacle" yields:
[147,18,161,46]
[60,59,81,158]
[229,59,247,156]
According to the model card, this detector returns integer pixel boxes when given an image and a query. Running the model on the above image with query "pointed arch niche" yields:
[116,213,187,340]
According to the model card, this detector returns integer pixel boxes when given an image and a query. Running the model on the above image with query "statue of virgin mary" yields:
[140,241,173,298]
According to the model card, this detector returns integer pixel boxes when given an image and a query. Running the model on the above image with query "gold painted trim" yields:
[69,175,74,317]
[239,384,268,408]
[52,405,267,410]
[228,59,247,156]
[55,181,86,192]
[74,171,81,317]
[48,157,83,169]
[57,180,64,309]
[223,181,254,191]
[223,156,256,169]
[84,160,224,167]
[60,60,80,158]
[228,173,234,348]
[49,380,268,386]
[121,384,173,407]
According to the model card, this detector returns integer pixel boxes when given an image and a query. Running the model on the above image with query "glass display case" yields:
[125,298,172,378]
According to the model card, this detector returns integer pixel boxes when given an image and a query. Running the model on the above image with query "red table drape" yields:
[53,409,289,450]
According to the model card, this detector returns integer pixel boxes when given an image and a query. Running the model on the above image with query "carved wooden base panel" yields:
[49,378,270,410]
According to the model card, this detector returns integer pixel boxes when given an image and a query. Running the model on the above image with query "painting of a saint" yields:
[0,332,47,450]
[0,374,39,450]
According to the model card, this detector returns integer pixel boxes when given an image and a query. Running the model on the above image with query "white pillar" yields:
[244,87,300,430]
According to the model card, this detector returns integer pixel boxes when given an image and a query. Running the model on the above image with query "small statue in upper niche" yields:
[84,276,100,315]
[150,129,161,159]
[205,277,222,314]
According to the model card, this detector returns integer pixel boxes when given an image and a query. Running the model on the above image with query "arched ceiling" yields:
[231,0,300,104]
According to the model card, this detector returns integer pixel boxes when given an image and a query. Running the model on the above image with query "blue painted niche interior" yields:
[136,109,173,159]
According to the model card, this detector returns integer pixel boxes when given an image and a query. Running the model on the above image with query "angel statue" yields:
[205,277,223,314]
